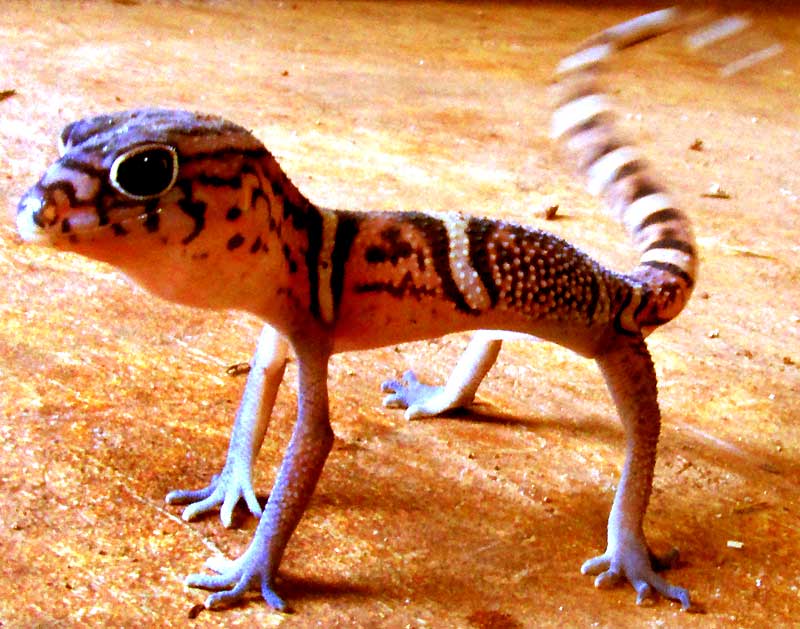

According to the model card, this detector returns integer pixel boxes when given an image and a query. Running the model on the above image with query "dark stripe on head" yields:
[176,181,207,244]
[60,156,106,180]
[41,182,83,222]
[198,173,243,189]
[178,148,268,166]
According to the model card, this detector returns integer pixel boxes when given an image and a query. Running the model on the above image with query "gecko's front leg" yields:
[166,325,289,527]
[185,339,333,610]
[584,334,694,611]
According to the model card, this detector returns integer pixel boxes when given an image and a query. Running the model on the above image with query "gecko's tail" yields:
[551,8,697,333]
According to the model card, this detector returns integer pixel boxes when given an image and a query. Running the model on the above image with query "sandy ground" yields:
[1,1,798,627]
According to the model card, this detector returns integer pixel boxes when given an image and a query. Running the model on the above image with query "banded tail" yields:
[551,8,697,333]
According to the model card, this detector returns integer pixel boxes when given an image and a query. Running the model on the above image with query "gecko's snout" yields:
[16,188,52,244]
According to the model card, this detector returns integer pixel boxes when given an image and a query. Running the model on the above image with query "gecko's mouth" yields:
[16,190,156,244]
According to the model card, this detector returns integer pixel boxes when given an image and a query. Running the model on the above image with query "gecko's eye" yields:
[109,143,179,200]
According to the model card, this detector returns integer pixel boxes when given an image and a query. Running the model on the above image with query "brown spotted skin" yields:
[16,8,703,614]
[332,212,634,357]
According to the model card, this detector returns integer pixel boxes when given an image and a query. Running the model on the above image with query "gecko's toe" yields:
[582,543,696,611]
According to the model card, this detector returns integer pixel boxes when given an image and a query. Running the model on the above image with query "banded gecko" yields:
[17,8,699,613]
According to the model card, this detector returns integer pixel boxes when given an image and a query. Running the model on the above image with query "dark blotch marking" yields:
[330,212,360,315]
[355,271,439,301]
[176,182,207,245]
[365,227,414,266]
[143,212,160,233]
[111,223,129,237]
[226,206,243,221]
[141,199,161,233]
[249,236,263,254]
[411,213,475,314]
[302,208,324,320]
[415,248,427,271]
[252,187,272,216]
[612,287,638,336]
[633,290,651,321]
[283,244,298,274]
[227,233,245,251]
[61,218,72,234]
[466,217,500,307]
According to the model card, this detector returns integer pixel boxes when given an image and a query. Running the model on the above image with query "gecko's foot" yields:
[581,542,701,612]
[380,371,453,419]
[186,552,289,612]
[166,465,262,528]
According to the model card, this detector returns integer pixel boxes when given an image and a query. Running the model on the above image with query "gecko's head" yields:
[17,108,267,247]
[16,108,285,308]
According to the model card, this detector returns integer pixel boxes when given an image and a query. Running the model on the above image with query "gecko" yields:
[16,8,699,613]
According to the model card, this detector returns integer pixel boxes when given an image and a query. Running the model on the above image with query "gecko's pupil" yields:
[112,146,177,199]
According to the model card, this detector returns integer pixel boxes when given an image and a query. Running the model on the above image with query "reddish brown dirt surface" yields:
[1,2,798,627]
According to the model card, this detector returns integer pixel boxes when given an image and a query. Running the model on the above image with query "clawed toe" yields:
[594,568,624,589]
[581,548,696,611]
[166,464,263,527]
[165,474,219,505]
[185,550,288,612]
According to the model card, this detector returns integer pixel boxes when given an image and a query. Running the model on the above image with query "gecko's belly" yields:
[331,301,481,352]
[330,295,606,356]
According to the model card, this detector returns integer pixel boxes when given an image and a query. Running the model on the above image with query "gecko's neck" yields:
[64,150,326,325]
